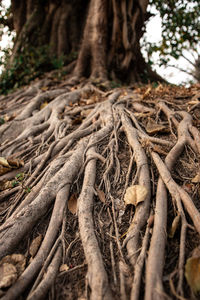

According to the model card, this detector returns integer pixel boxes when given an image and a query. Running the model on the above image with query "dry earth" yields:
[0,76,200,300]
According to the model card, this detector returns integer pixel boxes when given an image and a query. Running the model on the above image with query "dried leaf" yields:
[146,120,167,134]
[143,87,152,99]
[7,158,24,168]
[0,165,11,176]
[80,109,93,117]
[0,157,24,175]
[185,248,200,294]
[60,264,69,272]
[0,254,26,275]
[68,194,77,214]
[40,101,48,110]
[0,157,10,168]
[124,185,148,206]
[41,86,48,91]
[0,180,15,191]
[0,263,17,288]
[96,188,106,203]
[72,117,83,125]
[151,144,168,156]
[169,214,180,238]
[192,173,200,183]
[4,114,16,122]
[86,98,95,105]
[29,234,43,257]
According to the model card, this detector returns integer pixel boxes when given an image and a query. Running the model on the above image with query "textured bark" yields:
[8,0,164,83]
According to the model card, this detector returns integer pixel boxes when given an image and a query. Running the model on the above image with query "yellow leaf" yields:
[40,101,48,110]
[124,185,148,206]
[68,194,77,214]
[192,173,200,183]
[143,87,152,99]
[185,248,200,294]
[0,157,10,168]
[60,264,69,272]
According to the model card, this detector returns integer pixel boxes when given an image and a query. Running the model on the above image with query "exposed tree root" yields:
[0,81,200,299]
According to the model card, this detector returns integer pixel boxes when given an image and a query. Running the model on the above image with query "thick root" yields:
[0,81,200,299]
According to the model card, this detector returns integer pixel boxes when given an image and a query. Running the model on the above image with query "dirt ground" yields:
[0,78,200,300]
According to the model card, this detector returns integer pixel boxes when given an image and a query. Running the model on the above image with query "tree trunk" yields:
[9,0,163,83]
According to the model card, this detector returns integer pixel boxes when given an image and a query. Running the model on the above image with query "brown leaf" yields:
[7,158,24,168]
[29,234,43,257]
[146,119,167,135]
[0,180,14,191]
[124,185,148,206]
[169,214,180,238]
[0,254,26,275]
[96,188,106,203]
[0,165,11,176]
[0,263,17,288]
[151,144,168,156]
[68,194,77,214]
[40,86,48,91]
[185,248,200,294]
[72,117,83,125]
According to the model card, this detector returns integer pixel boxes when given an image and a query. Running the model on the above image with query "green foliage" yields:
[0,45,66,94]
[147,0,200,66]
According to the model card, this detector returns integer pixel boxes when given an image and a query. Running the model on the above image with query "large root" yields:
[0,81,200,299]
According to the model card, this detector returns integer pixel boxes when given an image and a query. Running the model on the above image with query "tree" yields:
[0,0,165,91]
[0,1,200,300]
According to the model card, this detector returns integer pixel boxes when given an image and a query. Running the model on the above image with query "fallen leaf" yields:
[0,254,26,275]
[29,234,43,257]
[41,86,48,91]
[72,117,83,125]
[143,87,152,98]
[86,98,95,105]
[0,263,17,288]
[60,264,69,272]
[185,247,200,294]
[151,144,168,156]
[0,157,24,175]
[169,214,180,238]
[40,101,48,110]
[124,185,148,206]
[0,157,10,168]
[192,173,200,183]
[80,109,93,117]
[146,119,167,134]
[7,158,24,168]
[0,180,15,191]
[68,194,77,214]
[96,188,106,203]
